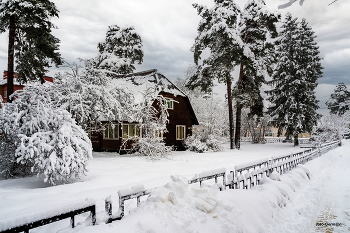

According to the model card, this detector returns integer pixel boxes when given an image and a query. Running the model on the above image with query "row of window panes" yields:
[104,124,141,139]
[104,124,186,140]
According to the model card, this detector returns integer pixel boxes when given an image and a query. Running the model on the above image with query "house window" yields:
[155,129,163,138]
[3,90,7,99]
[104,124,119,139]
[165,98,173,109]
[176,125,186,140]
[122,124,141,139]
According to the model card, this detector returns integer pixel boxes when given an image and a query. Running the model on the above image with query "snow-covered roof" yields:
[110,69,186,104]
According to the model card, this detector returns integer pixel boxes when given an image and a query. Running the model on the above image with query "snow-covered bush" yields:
[184,126,223,153]
[312,114,347,144]
[1,84,92,184]
[132,137,173,160]
[0,100,31,179]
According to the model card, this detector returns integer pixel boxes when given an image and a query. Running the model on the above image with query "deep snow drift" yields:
[1,141,349,232]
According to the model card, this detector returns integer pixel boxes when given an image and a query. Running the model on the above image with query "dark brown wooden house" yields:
[91,69,198,151]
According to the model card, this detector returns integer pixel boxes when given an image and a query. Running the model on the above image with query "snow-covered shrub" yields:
[2,84,92,184]
[132,137,173,160]
[184,126,223,153]
[312,114,347,144]
[0,100,31,179]
[15,109,92,185]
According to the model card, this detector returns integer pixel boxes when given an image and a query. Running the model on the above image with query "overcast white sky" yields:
[0,0,349,113]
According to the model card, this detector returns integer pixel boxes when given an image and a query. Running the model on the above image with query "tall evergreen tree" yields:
[186,0,242,149]
[267,13,322,146]
[0,0,62,102]
[234,0,279,148]
[326,82,350,115]
[93,25,143,74]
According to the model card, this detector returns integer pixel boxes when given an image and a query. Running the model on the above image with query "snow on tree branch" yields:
[278,0,340,9]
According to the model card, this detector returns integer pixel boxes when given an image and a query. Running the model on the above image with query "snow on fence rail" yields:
[188,167,226,191]
[0,199,96,233]
[104,185,151,223]
[1,140,340,231]
[241,137,310,144]
[228,140,340,190]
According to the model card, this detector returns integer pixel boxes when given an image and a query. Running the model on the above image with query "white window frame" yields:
[176,125,186,140]
[3,90,7,99]
[103,124,119,140]
[165,98,174,110]
[122,124,141,139]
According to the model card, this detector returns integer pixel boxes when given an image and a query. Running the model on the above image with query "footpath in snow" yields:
[0,141,349,232]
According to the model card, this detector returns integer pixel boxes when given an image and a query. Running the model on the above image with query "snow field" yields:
[55,141,348,233]
[1,141,348,232]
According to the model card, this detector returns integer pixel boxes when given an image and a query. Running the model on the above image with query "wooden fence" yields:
[0,140,340,232]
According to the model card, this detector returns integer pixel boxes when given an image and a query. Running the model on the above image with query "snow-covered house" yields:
[0,71,53,102]
[91,69,199,151]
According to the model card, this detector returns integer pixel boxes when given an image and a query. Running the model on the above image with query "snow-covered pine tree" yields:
[326,83,350,115]
[187,0,242,149]
[267,13,322,146]
[0,0,62,102]
[8,83,92,185]
[234,0,279,148]
[93,25,143,74]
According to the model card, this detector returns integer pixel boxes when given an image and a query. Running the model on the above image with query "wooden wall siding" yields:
[161,92,194,149]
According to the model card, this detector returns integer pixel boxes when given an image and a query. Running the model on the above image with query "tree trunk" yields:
[294,135,299,146]
[7,16,15,103]
[235,63,244,149]
[226,75,234,149]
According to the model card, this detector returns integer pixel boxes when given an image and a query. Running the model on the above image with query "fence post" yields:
[137,196,141,207]
[70,216,75,228]
[105,199,112,223]
[91,205,96,225]
[222,173,226,190]
[119,197,124,219]
[268,159,273,176]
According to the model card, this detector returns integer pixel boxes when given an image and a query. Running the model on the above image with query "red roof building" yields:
[0,71,53,102]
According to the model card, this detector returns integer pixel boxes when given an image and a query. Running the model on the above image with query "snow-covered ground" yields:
[0,141,349,232]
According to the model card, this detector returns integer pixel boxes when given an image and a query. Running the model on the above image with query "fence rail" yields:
[0,201,96,233]
[105,187,151,223]
[228,140,340,190]
[241,137,310,144]
[188,167,226,191]
[0,140,340,232]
